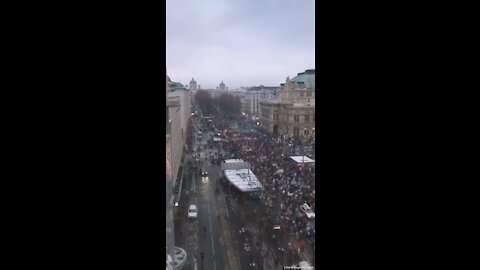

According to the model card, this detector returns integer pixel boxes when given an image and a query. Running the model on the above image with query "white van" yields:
[300,203,315,219]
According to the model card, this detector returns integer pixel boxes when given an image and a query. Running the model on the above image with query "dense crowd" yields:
[215,115,316,253]
[188,111,316,267]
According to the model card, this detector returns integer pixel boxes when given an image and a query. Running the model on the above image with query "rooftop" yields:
[224,169,264,192]
[224,159,245,163]
[170,81,186,90]
[291,69,315,90]
[248,86,278,91]
[290,156,315,164]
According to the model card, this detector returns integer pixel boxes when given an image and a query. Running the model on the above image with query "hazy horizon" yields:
[166,0,315,89]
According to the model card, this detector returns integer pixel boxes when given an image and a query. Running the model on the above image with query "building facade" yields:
[166,73,188,270]
[242,86,278,119]
[242,88,261,119]
[168,88,191,144]
[259,69,315,137]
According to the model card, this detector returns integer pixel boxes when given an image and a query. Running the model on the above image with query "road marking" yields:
[208,202,215,256]
[214,260,217,270]
[193,176,196,192]
[209,218,213,240]
[223,197,230,218]
[211,235,215,256]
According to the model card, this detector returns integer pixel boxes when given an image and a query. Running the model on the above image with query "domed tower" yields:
[219,80,226,91]
[189,78,197,91]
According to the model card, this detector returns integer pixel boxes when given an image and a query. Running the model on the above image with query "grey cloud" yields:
[167,0,315,89]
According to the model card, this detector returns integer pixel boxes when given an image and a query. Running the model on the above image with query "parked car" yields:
[300,203,315,219]
[188,205,198,219]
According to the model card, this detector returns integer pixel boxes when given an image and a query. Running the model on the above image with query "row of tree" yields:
[194,90,241,116]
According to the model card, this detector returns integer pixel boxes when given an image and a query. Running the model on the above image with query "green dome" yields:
[291,69,315,90]
[170,81,185,90]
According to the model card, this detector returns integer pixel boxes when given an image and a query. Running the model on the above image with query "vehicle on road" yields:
[198,131,202,135]
[188,205,198,219]
[300,203,315,219]
[201,171,208,177]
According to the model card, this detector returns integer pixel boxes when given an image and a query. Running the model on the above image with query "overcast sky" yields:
[166,0,315,89]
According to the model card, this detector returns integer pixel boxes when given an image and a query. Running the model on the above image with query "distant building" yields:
[242,85,278,119]
[189,78,197,91]
[259,69,315,137]
[219,81,226,91]
[204,87,229,98]
[230,89,246,99]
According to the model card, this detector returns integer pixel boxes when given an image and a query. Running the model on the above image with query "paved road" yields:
[192,123,225,270]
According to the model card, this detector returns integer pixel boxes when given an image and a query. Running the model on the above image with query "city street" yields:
[195,131,224,270]
[175,119,228,270]
[175,104,315,269]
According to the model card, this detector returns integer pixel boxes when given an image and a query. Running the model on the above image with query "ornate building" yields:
[218,80,226,91]
[189,78,197,91]
[259,69,315,137]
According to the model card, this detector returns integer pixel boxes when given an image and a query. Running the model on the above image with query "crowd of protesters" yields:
[189,112,316,266]
[212,115,316,255]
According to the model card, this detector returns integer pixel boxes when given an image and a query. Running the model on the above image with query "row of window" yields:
[299,92,313,97]
[262,108,315,123]
[286,92,313,97]
[268,114,315,122]
[292,127,313,136]
[293,115,314,123]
